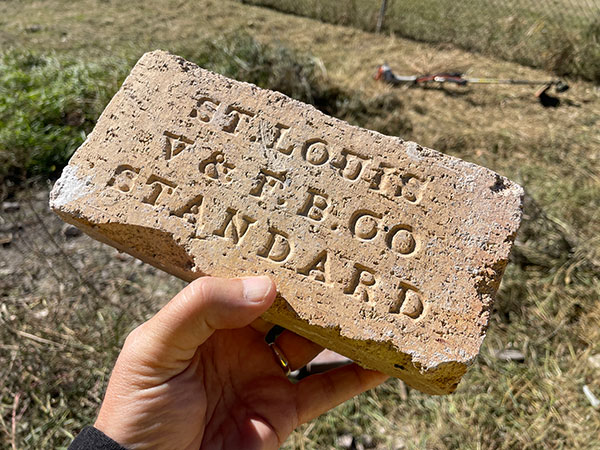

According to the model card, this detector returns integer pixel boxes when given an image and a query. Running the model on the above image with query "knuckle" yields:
[122,323,144,350]
[188,276,213,302]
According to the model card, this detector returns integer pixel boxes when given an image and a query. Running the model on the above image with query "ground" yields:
[0,0,599,449]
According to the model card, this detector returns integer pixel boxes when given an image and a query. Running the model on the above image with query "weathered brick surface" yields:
[50,51,523,394]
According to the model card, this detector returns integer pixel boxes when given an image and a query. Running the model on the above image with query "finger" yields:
[294,364,389,424]
[249,317,275,335]
[304,349,352,375]
[275,330,324,371]
[129,276,276,367]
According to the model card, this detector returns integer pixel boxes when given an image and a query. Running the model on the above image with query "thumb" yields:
[126,276,276,369]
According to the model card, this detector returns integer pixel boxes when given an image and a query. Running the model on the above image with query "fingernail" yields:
[242,276,272,303]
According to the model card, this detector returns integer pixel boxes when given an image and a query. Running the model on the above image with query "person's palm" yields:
[95,277,387,450]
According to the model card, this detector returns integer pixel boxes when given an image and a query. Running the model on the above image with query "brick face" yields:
[50,51,523,394]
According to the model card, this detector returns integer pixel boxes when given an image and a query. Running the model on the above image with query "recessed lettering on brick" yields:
[221,105,255,134]
[163,131,194,160]
[344,264,377,302]
[386,225,417,255]
[350,210,381,240]
[302,139,329,166]
[142,175,176,207]
[259,120,292,151]
[199,151,235,182]
[369,165,427,203]
[330,148,369,181]
[298,188,328,222]
[189,96,220,122]
[50,51,524,395]
[386,283,422,317]
[399,175,424,203]
[297,250,329,283]
[171,194,204,223]
[257,227,292,262]
[249,168,287,199]
[212,208,256,245]
[107,165,140,192]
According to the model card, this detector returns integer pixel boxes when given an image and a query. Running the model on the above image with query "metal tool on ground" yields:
[375,64,569,106]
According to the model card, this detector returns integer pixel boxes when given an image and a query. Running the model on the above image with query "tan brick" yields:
[50,51,523,394]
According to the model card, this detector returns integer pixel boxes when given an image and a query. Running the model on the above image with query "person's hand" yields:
[94,276,388,449]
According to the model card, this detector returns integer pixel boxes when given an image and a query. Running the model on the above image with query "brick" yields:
[50,51,523,394]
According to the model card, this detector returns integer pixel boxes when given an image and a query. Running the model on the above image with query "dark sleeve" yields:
[68,426,128,450]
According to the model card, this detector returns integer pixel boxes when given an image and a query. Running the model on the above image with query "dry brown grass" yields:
[0,188,186,448]
[0,1,599,448]
[239,0,600,82]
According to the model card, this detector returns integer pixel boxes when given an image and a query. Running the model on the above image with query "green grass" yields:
[0,52,129,189]
[0,0,599,448]
[0,34,411,192]
[239,0,600,83]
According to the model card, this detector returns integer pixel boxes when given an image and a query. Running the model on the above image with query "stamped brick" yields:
[50,51,523,394]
